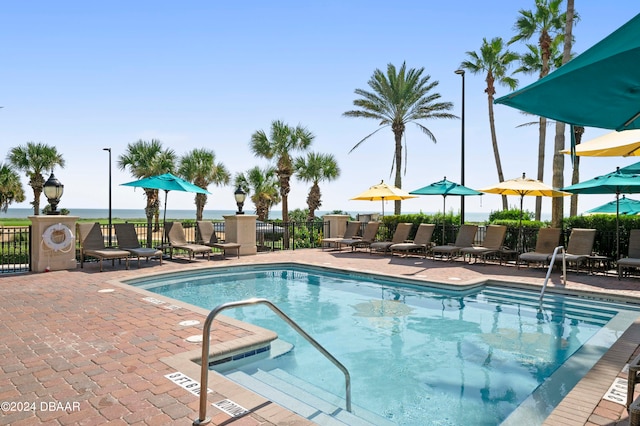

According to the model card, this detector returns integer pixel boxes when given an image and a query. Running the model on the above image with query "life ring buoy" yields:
[42,223,74,252]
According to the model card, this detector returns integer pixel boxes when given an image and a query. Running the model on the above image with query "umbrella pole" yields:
[162,190,169,248]
[616,192,620,260]
[518,195,524,253]
[442,195,447,244]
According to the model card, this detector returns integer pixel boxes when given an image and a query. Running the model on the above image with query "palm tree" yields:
[178,148,230,221]
[294,152,340,221]
[250,120,314,248]
[344,62,456,215]
[551,0,577,227]
[0,163,26,213]
[117,139,176,247]
[7,142,65,215]
[460,38,519,210]
[510,0,566,220]
[234,167,280,221]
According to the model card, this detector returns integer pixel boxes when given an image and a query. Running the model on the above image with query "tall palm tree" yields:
[250,120,314,247]
[117,139,176,247]
[551,0,576,227]
[7,142,65,215]
[344,62,456,215]
[510,0,566,220]
[460,38,519,210]
[0,163,26,213]
[234,167,280,221]
[178,148,230,221]
[294,152,340,221]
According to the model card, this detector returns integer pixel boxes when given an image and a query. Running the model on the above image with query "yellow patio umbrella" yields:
[560,129,640,157]
[351,180,417,217]
[479,173,570,251]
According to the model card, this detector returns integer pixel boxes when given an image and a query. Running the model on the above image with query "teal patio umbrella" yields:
[495,13,640,131]
[586,196,640,216]
[410,177,482,242]
[121,173,209,246]
[562,167,640,258]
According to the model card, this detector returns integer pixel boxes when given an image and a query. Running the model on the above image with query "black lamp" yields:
[43,172,64,215]
[234,186,247,215]
[455,68,466,224]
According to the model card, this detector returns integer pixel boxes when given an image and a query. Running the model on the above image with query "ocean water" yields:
[1,208,497,222]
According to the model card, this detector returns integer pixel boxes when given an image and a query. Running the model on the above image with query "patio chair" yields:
[196,221,241,259]
[390,223,436,258]
[431,224,478,260]
[338,221,381,252]
[369,222,413,255]
[165,221,212,261]
[618,229,640,279]
[77,223,131,272]
[551,228,597,273]
[321,221,362,251]
[114,223,163,267]
[460,225,507,264]
[518,227,562,269]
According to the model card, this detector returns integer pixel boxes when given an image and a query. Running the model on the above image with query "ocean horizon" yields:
[0,208,519,222]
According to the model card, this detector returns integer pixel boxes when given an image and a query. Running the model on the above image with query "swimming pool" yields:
[128,264,640,425]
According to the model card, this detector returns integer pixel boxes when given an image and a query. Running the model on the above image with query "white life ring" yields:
[42,223,74,252]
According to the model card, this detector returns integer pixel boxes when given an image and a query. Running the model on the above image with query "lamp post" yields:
[234,186,247,215]
[103,148,112,247]
[455,69,466,224]
[43,172,64,215]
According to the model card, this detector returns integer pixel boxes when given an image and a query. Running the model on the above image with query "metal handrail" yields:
[193,297,352,425]
[539,246,566,304]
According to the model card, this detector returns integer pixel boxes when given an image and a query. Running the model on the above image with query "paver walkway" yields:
[1,249,639,425]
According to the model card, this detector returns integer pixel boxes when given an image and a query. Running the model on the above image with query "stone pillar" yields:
[30,215,79,272]
[322,214,350,238]
[223,215,257,256]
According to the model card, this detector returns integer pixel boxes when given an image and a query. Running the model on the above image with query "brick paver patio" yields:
[1,249,640,425]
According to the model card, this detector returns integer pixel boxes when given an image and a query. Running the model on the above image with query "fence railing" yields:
[0,220,624,273]
[0,225,31,273]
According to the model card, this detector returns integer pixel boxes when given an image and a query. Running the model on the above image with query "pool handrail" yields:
[193,297,352,425]
[539,245,566,304]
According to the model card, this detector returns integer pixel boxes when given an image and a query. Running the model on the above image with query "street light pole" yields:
[455,69,466,224]
[103,148,112,247]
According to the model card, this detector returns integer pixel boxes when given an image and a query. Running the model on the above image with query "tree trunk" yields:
[535,117,547,220]
[29,174,45,215]
[569,126,585,216]
[552,0,575,227]
[195,193,207,222]
[552,121,565,227]
[307,183,321,221]
[487,95,508,210]
[393,127,404,215]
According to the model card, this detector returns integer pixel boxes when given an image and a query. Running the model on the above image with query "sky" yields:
[2,1,639,218]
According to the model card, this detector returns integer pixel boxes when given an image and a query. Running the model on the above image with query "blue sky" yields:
[2,1,639,216]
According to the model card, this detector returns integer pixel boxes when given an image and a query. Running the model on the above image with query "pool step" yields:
[477,286,622,324]
[224,367,392,426]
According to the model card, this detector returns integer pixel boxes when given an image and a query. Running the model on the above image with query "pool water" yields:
[128,265,640,425]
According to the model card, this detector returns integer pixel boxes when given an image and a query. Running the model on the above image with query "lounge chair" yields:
[321,221,362,251]
[77,223,130,272]
[114,223,163,267]
[196,221,241,259]
[551,228,596,273]
[338,221,381,251]
[461,225,507,264]
[431,224,478,260]
[369,223,413,255]
[165,221,212,261]
[618,229,640,279]
[390,223,435,258]
[518,228,562,269]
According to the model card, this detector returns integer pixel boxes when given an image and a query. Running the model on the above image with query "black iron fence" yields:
[0,221,624,274]
[0,226,31,273]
